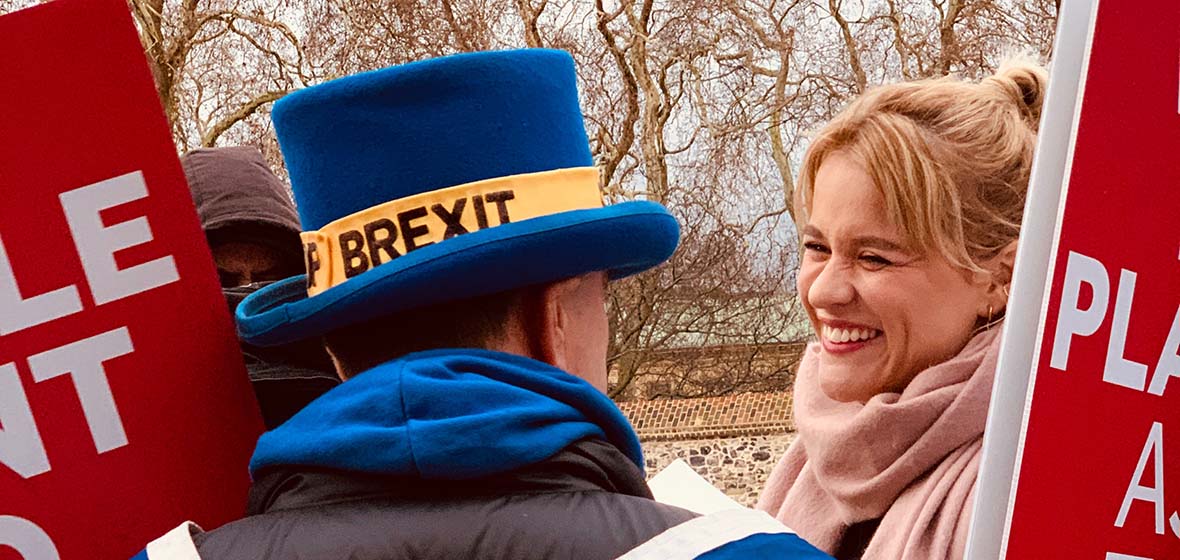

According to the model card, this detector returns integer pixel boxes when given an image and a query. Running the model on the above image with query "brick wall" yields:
[618,391,794,441]
[611,341,807,400]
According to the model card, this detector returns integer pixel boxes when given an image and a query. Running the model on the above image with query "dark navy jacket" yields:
[197,438,693,558]
[135,350,831,559]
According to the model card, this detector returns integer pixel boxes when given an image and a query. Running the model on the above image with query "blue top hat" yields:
[236,49,680,345]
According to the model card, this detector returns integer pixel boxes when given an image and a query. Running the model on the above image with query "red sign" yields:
[0,1,263,558]
[973,1,1180,558]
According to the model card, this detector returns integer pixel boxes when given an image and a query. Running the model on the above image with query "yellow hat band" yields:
[300,167,603,296]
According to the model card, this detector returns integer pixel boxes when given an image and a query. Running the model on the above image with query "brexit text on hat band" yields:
[300,167,603,296]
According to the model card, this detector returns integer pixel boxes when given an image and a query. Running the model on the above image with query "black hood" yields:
[181,146,304,265]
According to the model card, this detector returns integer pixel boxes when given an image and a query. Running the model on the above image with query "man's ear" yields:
[525,277,580,370]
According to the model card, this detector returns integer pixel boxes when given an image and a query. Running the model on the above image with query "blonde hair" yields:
[795,58,1049,273]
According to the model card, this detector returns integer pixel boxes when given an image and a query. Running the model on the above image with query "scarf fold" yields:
[757,327,1002,560]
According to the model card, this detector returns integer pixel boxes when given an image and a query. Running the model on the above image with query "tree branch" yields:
[828,0,866,93]
[200,90,286,147]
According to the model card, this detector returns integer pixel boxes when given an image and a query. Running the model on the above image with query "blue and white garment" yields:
[133,349,832,559]
[620,508,832,560]
[137,513,832,560]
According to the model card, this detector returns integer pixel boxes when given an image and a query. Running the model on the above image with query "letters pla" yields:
[1048,249,1179,554]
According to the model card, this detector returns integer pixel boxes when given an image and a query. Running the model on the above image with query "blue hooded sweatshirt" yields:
[135,349,831,559]
[249,348,644,479]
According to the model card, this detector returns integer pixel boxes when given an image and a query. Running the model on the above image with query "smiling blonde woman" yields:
[757,59,1048,560]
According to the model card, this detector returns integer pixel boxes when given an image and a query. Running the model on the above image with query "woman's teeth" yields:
[822,325,880,343]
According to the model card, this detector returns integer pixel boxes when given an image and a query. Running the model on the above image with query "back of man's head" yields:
[323,287,523,378]
[324,272,610,391]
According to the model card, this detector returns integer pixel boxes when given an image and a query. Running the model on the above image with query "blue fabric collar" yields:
[249,349,644,479]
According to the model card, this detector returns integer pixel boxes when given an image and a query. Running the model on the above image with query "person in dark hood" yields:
[180,146,339,430]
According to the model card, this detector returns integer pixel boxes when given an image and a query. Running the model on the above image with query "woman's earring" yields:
[987,305,994,330]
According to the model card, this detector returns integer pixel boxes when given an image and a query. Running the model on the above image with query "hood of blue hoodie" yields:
[249,349,644,480]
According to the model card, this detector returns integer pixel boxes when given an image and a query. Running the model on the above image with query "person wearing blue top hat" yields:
[134,49,833,560]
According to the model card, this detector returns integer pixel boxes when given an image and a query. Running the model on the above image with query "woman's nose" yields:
[807,259,856,309]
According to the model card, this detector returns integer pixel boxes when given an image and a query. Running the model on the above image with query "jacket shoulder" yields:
[196,490,695,560]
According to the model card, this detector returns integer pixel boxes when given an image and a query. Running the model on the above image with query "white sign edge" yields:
[963,0,1101,558]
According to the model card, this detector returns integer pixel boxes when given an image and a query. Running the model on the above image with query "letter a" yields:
[1115,422,1165,535]
[1148,305,1180,396]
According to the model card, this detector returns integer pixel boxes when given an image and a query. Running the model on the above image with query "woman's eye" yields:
[803,242,830,254]
[860,254,892,267]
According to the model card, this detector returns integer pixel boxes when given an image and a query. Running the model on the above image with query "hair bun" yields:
[988,57,1049,127]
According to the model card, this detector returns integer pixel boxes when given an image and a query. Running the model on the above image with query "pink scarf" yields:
[757,327,1002,560]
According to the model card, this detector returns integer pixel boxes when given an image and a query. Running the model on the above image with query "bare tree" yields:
[0,0,1058,400]
[124,0,308,149]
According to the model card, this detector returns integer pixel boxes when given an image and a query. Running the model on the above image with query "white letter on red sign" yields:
[1115,422,1165,535]
[1103,269,1149,391]
[1148,306,1180,396]
[1051,251,1111,371]
[0,363,50,478]
[0,516,59,560]
[0,235,82,336]
[26,328,134,454]
[59,171,179,306]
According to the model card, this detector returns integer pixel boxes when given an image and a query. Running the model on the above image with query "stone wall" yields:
[641,433,795,507]
[618,391,797,507]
